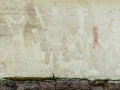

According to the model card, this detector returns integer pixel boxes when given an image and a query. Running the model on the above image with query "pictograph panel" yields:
[0,0,120,79]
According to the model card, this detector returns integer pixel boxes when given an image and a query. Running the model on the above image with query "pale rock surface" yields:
[0,0,120,79]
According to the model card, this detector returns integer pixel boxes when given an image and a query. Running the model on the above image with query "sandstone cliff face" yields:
[0,0,120,79]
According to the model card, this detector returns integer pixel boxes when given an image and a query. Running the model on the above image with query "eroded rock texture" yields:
[0,0,120,79]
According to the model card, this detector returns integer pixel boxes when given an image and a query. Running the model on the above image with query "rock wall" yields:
[0,0,120,79]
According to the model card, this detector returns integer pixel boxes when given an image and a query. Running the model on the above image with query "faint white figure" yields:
[4,4,27,75]
[76,6,90,60]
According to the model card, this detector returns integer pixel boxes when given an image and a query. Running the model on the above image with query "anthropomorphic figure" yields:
[4,2,27,75]
[34,5,79,70]
[75,6,91,61]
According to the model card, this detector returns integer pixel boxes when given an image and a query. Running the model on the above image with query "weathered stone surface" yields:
[0,0,120,79]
